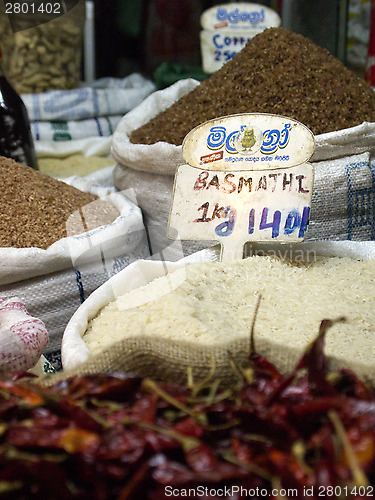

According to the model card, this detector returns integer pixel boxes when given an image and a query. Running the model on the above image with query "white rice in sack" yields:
[82,254,375,366]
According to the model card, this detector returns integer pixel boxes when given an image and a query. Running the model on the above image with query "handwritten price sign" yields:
[168,163,314,260]
[168,113,315,261]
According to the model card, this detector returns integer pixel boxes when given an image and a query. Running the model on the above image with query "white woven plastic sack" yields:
[61,241,375,373]
[62,246,220,370]
[112,79,375,255]
[0,173,150,362]
[25,73,156,159]
[112,78,198,175]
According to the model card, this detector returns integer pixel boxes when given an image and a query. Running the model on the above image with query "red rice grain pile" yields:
[0,156,119,249]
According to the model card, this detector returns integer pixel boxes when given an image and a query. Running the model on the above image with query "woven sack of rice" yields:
[112,28,375,260]
[59,241,375,389]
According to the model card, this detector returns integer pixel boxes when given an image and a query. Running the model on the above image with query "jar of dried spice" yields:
[0,1,86,94]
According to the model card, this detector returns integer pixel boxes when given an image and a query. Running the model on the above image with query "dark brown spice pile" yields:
[0,156,119,249]
[130,27,375,145]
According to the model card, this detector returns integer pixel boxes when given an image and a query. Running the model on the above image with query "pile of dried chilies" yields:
[0,318,374,499]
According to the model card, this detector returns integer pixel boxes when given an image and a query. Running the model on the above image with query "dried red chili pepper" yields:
[0,319,374,499]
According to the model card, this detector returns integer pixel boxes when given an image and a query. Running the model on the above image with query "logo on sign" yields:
[216,7,265,26]
[234,125,263,154]
[205,123,291,157]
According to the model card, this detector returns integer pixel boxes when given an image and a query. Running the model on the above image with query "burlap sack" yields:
[112,80,375,259]
[45,331,375,390]
[56,241,375,389]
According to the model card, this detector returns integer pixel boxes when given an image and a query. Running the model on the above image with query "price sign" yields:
[168,163,313,261]
[167,113,315,261]
[200,3,281,73]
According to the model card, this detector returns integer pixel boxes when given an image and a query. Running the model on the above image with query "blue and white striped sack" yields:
[22,73,156,147]
[29,115,123,142]
[0,173,150,365]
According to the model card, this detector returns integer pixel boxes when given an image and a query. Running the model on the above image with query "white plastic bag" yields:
[0,297,49,373]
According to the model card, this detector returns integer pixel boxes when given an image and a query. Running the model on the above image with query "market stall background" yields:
[0,2,374,497]
[0,0,373,369]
